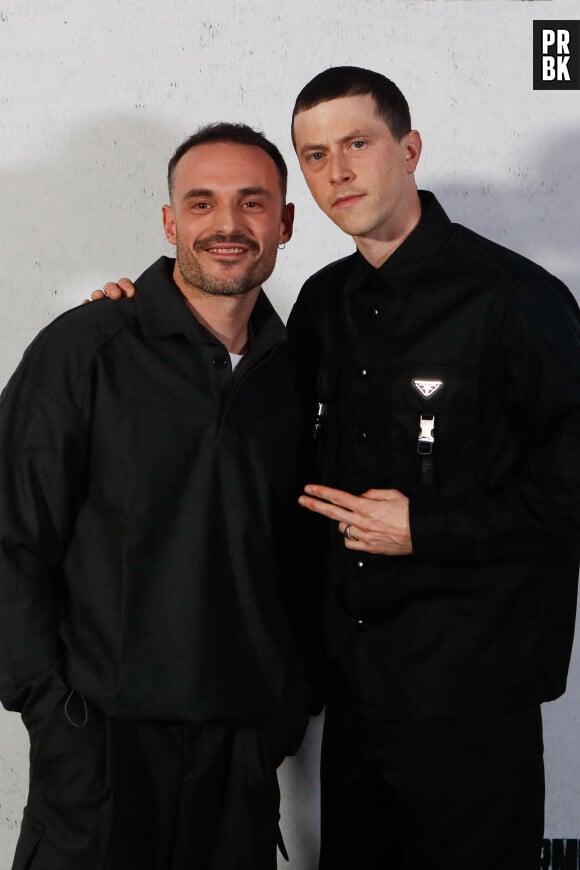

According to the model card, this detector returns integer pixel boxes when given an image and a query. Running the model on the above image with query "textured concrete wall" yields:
[0,1,578,867]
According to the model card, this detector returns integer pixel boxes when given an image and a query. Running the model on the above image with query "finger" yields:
[341,524,371,551]
[338,521,365,539]
[344,536,368,551]
[117,278,136,298]
[90,289,106,301]
[303,484,365,514]
[360,488,399,501]
[340,522,363,540]
[103,282,123,300]
[298,494,355,525]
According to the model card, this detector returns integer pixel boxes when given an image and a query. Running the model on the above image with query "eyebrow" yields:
[181,186,273,202]
[299,130,374,157]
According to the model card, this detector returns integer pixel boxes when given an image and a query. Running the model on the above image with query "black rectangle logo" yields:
[534,21,580,89]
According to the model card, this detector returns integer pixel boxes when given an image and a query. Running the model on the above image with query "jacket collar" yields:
[345,190,454,298]
[134,256,286,355]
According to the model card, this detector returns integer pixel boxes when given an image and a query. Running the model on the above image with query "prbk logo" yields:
[534,21,580,89]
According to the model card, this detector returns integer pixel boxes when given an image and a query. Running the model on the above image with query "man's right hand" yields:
[83,278,136,304]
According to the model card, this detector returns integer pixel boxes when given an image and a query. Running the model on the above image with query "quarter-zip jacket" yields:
[0,256,307,727]
[288,192,580,718]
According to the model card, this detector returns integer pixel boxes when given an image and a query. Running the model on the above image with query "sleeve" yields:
[410,278,580,562]
[286,279,324,416]
[285,291,327,708]
[0,357,88,729]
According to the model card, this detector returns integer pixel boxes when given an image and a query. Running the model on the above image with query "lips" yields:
[333,193,365,208]
[195,234,258,255]
[205,246,247,255]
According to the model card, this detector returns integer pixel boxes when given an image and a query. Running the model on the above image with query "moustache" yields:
[194,234,259,254]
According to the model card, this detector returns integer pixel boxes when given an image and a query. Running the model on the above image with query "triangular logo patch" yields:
[412,379,444,399]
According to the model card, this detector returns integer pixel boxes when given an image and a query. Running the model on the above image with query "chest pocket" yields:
[389,365,480,496]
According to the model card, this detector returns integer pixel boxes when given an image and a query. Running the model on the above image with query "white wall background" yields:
[0,1,578,867]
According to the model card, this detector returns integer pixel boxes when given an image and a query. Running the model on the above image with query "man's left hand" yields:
[298,484,412,556]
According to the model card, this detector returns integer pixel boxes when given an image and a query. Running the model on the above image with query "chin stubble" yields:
[175,233,275,298]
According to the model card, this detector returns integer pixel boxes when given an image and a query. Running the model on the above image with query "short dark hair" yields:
[167,122,288,200]
[291,66,411,147]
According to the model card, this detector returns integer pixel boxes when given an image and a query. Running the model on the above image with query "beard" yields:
[174,232,276,298]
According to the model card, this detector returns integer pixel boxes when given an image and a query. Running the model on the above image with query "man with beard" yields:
[0,123,311,870]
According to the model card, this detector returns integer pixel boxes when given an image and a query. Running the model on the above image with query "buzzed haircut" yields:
[291,66,412,146]
[168,122,288,200]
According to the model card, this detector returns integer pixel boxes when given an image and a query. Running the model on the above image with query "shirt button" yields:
[355,560,365,569]
[370,307,380,319]
[357,431,368,443]
[211,356,228,369]
[355,618,368,632]
[358,367,368,378]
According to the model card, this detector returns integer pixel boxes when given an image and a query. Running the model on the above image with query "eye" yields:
[351,139,366,150]
[242,200,259,208]
[307,151,325,162]
[191,201,211,210]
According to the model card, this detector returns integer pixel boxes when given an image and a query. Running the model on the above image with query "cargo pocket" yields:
[11,810,44,870]
[24,695,113,869]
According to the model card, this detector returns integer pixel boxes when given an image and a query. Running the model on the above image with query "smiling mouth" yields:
[205,246,247,255]
[196,234,258,257]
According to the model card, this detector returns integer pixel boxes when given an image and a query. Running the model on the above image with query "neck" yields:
[355,187,422,269]
[173,268,259,354]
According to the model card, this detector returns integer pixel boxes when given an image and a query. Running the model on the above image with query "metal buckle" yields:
[417,414,435,455]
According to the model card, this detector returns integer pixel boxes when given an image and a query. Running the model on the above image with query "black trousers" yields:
[12,695,282,870]
[319,706,545,870]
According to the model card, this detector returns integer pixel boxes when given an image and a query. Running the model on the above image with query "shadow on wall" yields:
[423,126,580,303]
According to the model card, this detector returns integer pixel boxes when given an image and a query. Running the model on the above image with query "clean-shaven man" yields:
[290,66,580,870]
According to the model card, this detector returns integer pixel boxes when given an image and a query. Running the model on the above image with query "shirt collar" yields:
[347,190,453,298]
[376,190,453,294]
[133,256,286,355]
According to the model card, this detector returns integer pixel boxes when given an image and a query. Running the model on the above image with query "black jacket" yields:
[288,191,580,718]
[0,257,309,728]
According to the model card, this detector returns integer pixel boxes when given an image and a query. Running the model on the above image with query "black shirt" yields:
[288,191,580,718]
[0,257,307,726]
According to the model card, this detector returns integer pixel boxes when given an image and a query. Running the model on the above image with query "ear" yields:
[279,202,295,245]
[162,204,177,246]
[403,130,422,174]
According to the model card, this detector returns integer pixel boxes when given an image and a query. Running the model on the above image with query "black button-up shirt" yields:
[289,192,580,718]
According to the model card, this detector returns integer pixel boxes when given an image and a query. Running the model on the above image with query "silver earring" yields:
[278,243,286,251]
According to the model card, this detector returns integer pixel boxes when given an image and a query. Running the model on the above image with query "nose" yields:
[329,150,353,185]
[211,202,239,235]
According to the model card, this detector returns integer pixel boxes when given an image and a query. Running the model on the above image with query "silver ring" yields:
[344,524,356,541]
